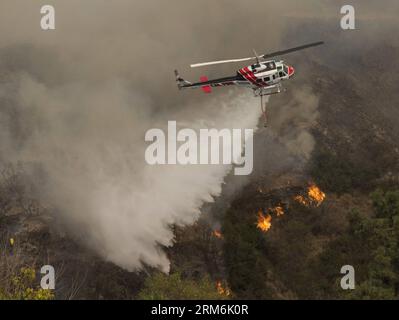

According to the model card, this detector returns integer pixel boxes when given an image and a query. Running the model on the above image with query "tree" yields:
[0,267,54,300]
[353,189,399,299]
[371,189,399,219]
[137,272,225,300]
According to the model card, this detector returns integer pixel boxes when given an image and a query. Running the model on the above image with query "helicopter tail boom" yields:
[174,69,192,89]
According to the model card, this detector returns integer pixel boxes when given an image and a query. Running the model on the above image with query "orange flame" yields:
[308,184,326,206]
[216,281,231,296]
[213,230,223,239]
[294,195,308,206]
[294,184,326,207]
[271,206,284,217]
[257,210,272,232]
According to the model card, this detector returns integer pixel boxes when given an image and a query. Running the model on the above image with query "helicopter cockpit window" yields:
[283,65,289,74]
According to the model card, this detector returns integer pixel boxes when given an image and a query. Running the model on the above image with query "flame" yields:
[294,184,326,207]
[257,210,272,232]
[271,206,284,217]
[307,184,326,206]
[216,281,231,296]
[294,195,308,206]
[213,230,223,239]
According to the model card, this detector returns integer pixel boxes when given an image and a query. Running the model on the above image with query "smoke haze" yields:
[0,0,394,271]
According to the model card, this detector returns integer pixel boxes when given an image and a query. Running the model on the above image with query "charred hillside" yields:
[221,40,399,299]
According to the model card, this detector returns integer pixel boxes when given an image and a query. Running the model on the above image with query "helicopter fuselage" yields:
[175,60,295,96]
[236,60,295,90]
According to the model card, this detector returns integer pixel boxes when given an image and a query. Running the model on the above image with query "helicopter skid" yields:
[254,85,282,97]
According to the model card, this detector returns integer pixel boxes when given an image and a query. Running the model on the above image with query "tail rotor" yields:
[174,70,192,89]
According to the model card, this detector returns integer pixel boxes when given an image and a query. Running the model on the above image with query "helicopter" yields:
[175,41,324,126]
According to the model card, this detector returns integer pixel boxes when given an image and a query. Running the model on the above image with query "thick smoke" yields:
[268,87,319,159]
[0,0,392,271]
[0,0,286,272]
[0,63,260,272]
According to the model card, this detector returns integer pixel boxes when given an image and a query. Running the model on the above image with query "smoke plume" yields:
[0,0,392,271]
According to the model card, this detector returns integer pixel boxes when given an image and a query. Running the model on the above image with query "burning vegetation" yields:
[256,205,285,233]
[294,195,307,206]
[256,210,272,232]
[294,183,326,207]
[271,206,284,217]
[256,183,325,233]
[216,281,231,297]
[212,230,223,239]
[308,184,326,206]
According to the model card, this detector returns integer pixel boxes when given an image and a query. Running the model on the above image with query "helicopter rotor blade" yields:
[189,41,324,68]
[261,41,324,59]
[190,57,256,68]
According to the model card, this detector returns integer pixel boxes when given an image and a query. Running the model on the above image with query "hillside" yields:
[1,28,399,300]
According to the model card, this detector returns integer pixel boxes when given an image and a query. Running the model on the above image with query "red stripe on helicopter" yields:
[200,76,212,93]
[243,67,258,83]
[240,67,267,87]
[247,67,269,86]
[243,67,257,83]
[239,68,259,86]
